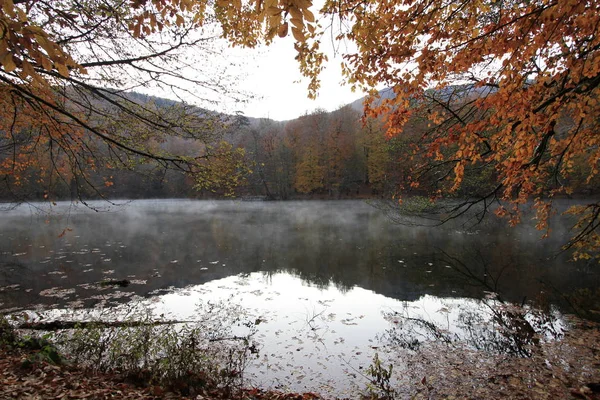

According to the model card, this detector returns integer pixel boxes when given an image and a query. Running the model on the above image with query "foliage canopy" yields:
[0,0,248,201]
[311,0,598,257]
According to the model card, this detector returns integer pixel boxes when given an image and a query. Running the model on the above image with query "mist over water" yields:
[0,199,595,311]
[0,199,598,395]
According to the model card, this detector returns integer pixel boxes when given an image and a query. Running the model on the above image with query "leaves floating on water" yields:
[39,288,76,299]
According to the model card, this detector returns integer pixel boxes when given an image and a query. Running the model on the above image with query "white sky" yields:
[132,16,367,121]
[229,37,365,121]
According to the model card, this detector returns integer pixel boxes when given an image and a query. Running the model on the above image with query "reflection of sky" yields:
[139,272,564,396]
[156,272,395,395]
[13,267,565,397]
[1,199,598,314]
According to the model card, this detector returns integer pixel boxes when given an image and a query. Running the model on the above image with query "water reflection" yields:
[0,200,597,314]
[2,199,597,396]
[381,294,564,358]
[8,272,567,397]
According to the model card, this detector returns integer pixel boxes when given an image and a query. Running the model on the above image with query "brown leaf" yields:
[277,22,288,38]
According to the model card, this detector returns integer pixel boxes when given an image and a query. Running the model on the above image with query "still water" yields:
[0,200,597,395]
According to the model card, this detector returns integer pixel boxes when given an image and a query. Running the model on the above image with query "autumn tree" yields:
[217,0,598,257]
[233,117,292,199]
[2,0,598,255]
[322,106,359,196]
[0,0,249,202]
[302,0,599,258]
[256,120,296,199]
[291,111,328,194]
[361,117,389,195]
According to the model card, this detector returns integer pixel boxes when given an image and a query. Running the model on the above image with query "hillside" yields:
[1,85,597,203]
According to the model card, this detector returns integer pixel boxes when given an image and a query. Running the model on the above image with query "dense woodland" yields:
[1,89,598,203]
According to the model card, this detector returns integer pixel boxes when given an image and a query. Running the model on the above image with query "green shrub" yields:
[58,300,257,396]
[365,353,396,399]
[0,315,16,347]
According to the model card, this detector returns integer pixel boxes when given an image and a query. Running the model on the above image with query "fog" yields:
[1,199,597,312]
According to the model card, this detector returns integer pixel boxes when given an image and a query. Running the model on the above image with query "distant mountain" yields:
[347,84,496,114]
[121,91,269,126]
[348,88,397,113]
[120,82,494,125]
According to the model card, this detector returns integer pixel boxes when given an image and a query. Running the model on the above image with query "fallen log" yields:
[15,320,194,331]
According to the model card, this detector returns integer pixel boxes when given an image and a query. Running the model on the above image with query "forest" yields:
[1,0,600,398]
[1,0,599,258]
[2,89,598,203]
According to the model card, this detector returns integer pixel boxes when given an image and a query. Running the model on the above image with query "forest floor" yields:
[1,317,600,399]
[386,316,600,399]
[0,346,322,400]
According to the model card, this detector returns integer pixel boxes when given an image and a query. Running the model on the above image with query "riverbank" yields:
[0,347,168,399]
[2,316,600,399]
[0,347,323,400]
[0,315,323,400]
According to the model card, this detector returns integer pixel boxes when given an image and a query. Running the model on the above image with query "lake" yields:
[0,199,598,396]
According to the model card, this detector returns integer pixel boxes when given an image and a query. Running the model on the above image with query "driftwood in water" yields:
[99,279,130,287]
[16,320,193,331]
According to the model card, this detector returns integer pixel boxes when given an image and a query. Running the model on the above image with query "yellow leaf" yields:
[267,6,281,15]
[269,14,280,27]
[303,9,315,22]
[36,35,56,59]
[289,6,302,20]
[2,0,16,18]
[26,25,43,34]
[294,0,312,9]
[40,57,52,71]
[264,0,278,10]
[20,59,34,78]
[56,62,69,77]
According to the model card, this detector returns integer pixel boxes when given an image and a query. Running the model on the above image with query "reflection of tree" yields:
[432,242,600,323]
[2,201,598,314]
[436,248,512,302]
[383,297,563,358]
[380,247,568,357]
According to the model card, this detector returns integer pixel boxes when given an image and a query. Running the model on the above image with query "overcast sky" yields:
[231,37,365,121]
[137,22,367,121]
